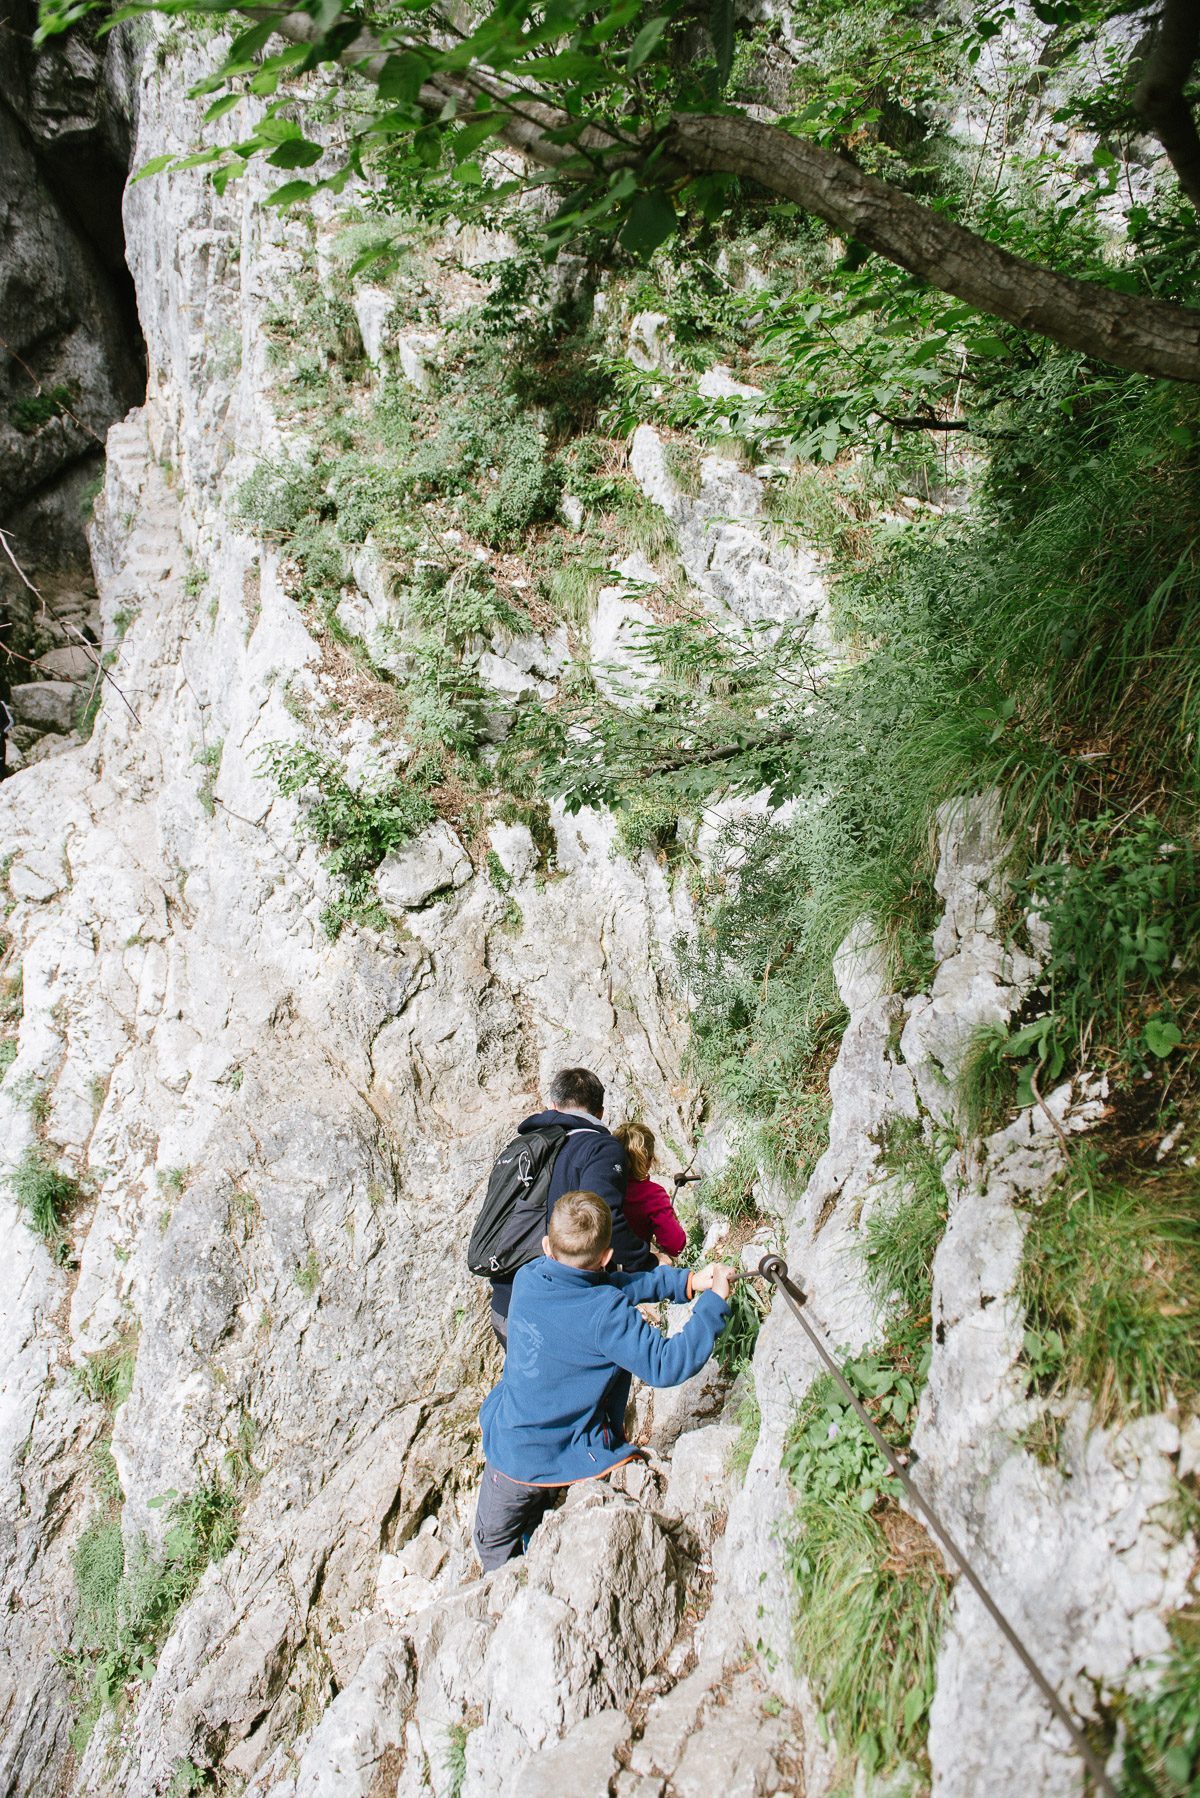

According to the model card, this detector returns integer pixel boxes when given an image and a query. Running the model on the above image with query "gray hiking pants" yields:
[473,1463,564,1572]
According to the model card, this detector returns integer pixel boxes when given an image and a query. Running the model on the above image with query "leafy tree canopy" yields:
[34,0,1200,380]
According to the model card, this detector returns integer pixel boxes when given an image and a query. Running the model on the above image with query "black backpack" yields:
[467,1126,567,1279]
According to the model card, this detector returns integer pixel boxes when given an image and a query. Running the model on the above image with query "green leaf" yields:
[612,185,672,254]
[1163,1746,1192,1784]
[968,334,1009,357]
[377,50,431,103]
[709,0,735,85]
[628,13,668,69]
[902,1683,927,1732]
[267,138,324,169]
[1144,1016,1182,1058]
[265,179,317,208]
[130,152,176,184]
[204,93,243,123]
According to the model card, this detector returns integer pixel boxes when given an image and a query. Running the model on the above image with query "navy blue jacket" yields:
[490,1109,655,1318]
[481,1256,730,1483]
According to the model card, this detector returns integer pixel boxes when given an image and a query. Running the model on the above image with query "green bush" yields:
[259,741,435,939]
[234,458,328,539]
[69,1482,239,1751]
[11,1147,81,1256]
[10,384,74,433]
[714,1278,768,1378]
[73,1336,137,1412]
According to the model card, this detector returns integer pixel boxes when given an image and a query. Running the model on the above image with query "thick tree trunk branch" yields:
[265,11,1200,383]
[669,114,1200,382]
[1134,0,1200,214]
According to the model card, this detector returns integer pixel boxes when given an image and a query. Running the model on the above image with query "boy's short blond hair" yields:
[614,1120,654,1184]
[547,1190,612,1266]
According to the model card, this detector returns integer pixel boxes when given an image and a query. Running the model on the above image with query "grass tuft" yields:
[1019,1150,1200,1426]
[862,1119,947,1315]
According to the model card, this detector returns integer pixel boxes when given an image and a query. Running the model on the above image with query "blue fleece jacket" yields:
[480,1256,730,1484]
[489,1109,655,1320]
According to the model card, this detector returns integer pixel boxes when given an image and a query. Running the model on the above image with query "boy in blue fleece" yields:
[473,1188,733,1572]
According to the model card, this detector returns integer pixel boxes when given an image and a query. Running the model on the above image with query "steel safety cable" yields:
[756,1254,1118,1798]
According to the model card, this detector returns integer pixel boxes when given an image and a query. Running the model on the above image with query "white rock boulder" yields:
[376,823,472,913]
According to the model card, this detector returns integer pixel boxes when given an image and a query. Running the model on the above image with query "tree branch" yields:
[259,10,1200,383]
[667,113,1200,383]
[1134,0,1200,214]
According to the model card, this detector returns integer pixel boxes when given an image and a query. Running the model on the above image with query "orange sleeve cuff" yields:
[686,1270,695,1301]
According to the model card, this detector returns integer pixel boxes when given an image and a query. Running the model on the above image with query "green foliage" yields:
[955,1023,1015,1140]
[167,1760,210,1797]
[1014,815,1199,1084]
[782,1339,943,1780]
[714,1278,768,1378]
[10,384,74,433]
[728,1389,761,1481]
[68,1482,238,1750]
[295,1250,321,1297]
[11,1147,81,1258]
[259,741,434,939]
[193,741,223,818]
[1019,1150,1200,1426]
[698,1146,761,1225]
[613,782,680,856]
[235,457,328,539]
[0,1038,16,1078]
[862,1119,947,1316]
[72,1335,137,1412]
[1120,1612,1200,1797]
[445,1722,470,1798]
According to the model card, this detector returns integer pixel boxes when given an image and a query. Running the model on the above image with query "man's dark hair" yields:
[548,1067,605,1116]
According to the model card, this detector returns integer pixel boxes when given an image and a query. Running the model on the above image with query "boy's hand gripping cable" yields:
[757,1254,1118,1798]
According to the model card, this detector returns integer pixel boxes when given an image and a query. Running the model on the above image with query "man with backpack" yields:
[469,1066,656,1348]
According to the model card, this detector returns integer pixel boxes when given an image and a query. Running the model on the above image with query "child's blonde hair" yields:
[614,1121,655,1184]
[547,1190,612,1266]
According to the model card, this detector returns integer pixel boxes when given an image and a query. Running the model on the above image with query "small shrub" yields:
[699,1146,760,1224]
[10,384,74,433]
[728,1389,762,1481]
[259,740,435,939]
[614,784,680,857]
[956,1023,1015,1140]
[0,1039,16,1077]
[295,1251,320,1297]
[69,1481,239,1751]
[1014,815,1199,1084]
[445,1722,471,1798]
[73,1335,137,1412]
[193,742,223,818]
[11,1147,80,1256]
[485,849,513,892]
[234,458,328,539]
[167,1761,209,1797]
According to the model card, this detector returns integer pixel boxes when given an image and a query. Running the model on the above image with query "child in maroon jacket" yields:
[613,1122,687,1259]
